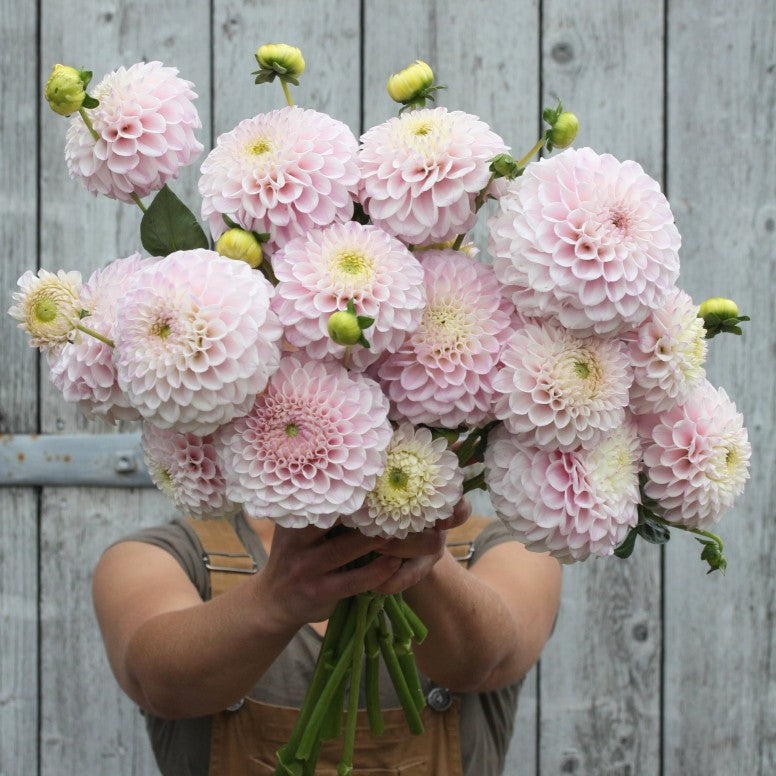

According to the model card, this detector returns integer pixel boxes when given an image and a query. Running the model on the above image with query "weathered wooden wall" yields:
[1,1,774,774]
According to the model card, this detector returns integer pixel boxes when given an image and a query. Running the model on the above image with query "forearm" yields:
[401,551,522,693]
[124,570,296,719]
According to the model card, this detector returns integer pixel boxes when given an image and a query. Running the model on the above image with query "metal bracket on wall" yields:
[0,433,153,487]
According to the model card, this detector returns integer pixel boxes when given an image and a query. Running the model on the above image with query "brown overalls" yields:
[187,516,492,776]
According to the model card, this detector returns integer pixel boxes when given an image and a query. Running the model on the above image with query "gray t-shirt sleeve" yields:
[113,519,210,600]
[468,518,521,566]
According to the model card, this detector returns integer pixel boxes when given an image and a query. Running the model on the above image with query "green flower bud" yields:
[45,64,86,116]
[698,297,739,321]
[215,228,263,268]
[548,112,579,150]
[387,60,434,104]
[255,44,305,78]
[327,310,362,346]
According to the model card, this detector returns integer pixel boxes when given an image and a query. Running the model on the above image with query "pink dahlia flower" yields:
[358,107,507,245]
[199,107,360,254]
[272,221,426,369]
[342,424,463,539]
[643,380,750,529]
[219,356,391,528]
[626,287,707,415]
[65,61,203,202]
[50,253,156,423]
[142,423,237,519]
[114,249,282,434]
[489,147,681,335]
[485,423,641,562]
[493,321,633,451]
[376,250,514,428]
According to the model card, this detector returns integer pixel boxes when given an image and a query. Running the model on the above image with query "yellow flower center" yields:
[725,446,739,469]
[152,321,171,338]
[285,423,299,438]
[249,138,271,155]
[573,359,591,379]
[388,466,409,490]
[336,251,370,275]
[34,298,58,323]
[412,121,433,136]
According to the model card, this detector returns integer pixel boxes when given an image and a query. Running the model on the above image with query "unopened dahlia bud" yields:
[254,43,305,80]
[215,228,263,268]
[548,111,579,149]
[387,60,434,104]
[699,297,739,321]
[327,310,361,345]
[45,64,86,115]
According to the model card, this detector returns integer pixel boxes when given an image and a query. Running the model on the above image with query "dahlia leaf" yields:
[141,185,209,256]
[356,316,374,330]
[614,528,638,559]
[636,515,671,545]
[81,94,99,109]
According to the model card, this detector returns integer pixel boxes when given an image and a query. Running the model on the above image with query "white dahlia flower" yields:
[114,250,282,434]
[489,147,681,335]
[199,107,360,254]
[219,356,392,528]
[493,321,633,450]
[65,61,203,202]
[626,287,707,415]
[271,221,426,369]
[141,423,237,519]
[359,107,507,245]
[643,380,750,530]
[485,423,641,562]
[342,424,463,539]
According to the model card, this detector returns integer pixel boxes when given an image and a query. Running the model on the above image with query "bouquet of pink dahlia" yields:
[14,49,751,773]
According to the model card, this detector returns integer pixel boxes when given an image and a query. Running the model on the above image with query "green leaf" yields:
[222,213,239,229]
[357,333,371,349]
[81,95,99,109]
[614,528,638,559]
[140,185,209,256]
[727,325,744,335]
[252,231,270,243]
[77,69,93,89]
[356,316,375,330]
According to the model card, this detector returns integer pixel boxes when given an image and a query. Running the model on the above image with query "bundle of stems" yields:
[274,591,428,775]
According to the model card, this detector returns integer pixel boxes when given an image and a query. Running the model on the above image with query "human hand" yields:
[256,522,401,632]
[371,496,472,595]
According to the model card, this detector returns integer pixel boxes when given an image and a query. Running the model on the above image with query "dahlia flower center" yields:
[411,121,433,136]
[573,359,590,379]
[332,249,374,279]
[34,297,58,323]
[556,349,603,399]
[423,301,471,352]
[373,450,430,508]
[285,423,299,438]
[726,446,739,469]
[152,318,172,339]
[388,466,409,489]
[248,138,272,155]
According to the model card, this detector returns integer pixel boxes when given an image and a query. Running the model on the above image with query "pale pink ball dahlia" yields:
[493,321,633,451]
[485,423,641,562]
[65,61,203,202]
[50,253,156,423]
[272,221,426,369]
[626,287,707,415]
[342,424,463,539]
[199,107,360,254]
[114,249,282,434]
[142,423,237,519]
[358,107,507,245]
[489,147,681,335]
[643,380,750,530]
[219,356,391,528]
[376,250,514,428]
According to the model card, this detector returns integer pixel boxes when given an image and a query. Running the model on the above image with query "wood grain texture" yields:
[538,2,664,774]
[664,1,776,772]
[37,1,210,773]
[362,3,541,771]
[0,1,39,773]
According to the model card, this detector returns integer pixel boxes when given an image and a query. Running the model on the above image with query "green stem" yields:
[364,625,384,736]
[650,513,724,551]
[398,595,428,644]
[75,322,114,348]
[281,79,294,107]
[130,192,147,213]
[462,470,486,494]
[375,611,424,735]
[342,346,352,370]
[321,601,359,741]
[473,173,497,212]
[385,596,424,712]
[455,428,482,467]
[516,135,547,169]
[78,107,99,142]
[383,595,413,642]
[338,595,370,775]
[451,232,466,251]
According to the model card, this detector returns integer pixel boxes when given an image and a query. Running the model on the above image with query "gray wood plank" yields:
[0,0,39,773]
[37,2,211,773]
[363,2,541,772]
[538,3,665,774]
[664,2,776,773]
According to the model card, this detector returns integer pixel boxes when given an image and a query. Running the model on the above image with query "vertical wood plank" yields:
[212,0,361,135]
[0,0,39,773]
[363,2,541,771]
[538,3,665,774]
[38,1,211,773]
[664,2,776,773]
